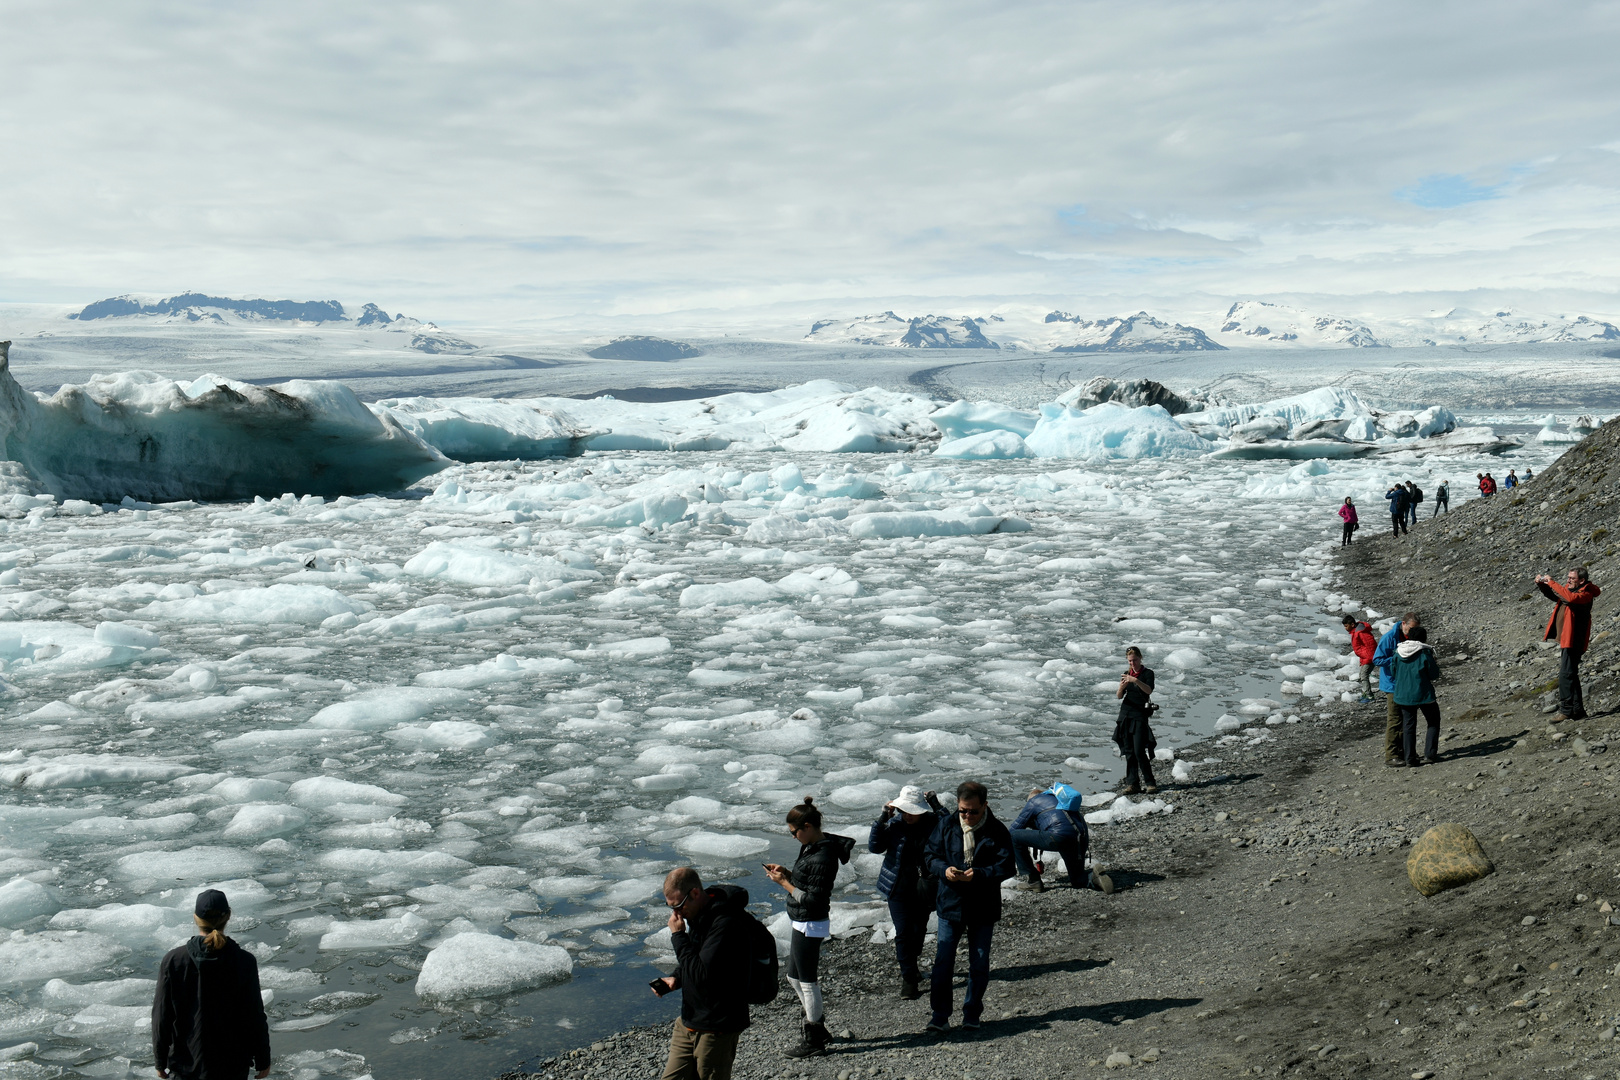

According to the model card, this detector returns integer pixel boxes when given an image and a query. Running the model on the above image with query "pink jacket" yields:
[1337,503,1359,524]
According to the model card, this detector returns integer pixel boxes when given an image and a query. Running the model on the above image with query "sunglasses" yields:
[958,806,984,817]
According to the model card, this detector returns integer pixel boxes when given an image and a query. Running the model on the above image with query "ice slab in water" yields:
[415,932,572,1000]
[0,879,56,927]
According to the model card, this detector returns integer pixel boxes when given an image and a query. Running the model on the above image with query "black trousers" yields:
[1560,647,1587,718]
[1432,496,1448,516]
[1398,702,1441,762]
[1341,522,1354,545]
[1390,512,1407,536]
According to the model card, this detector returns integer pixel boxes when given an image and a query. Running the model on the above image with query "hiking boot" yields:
[1143,785,1159,795]
[900,979,921,1000]
[1384,759,1403,768]
[963,1017,982,1030]
[1122,784,1141,796]
[1091,869,1115,895]
[1425,755,1442,765]
[1357,696,1374,704]
[926,1017,950,1033]
[1550,714,1572,723]
[784,1022,829,1058]
[1015,874,1045,892]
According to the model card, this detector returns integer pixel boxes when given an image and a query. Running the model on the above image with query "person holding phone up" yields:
[652,867,752,1080]
[1114,645,1158,794]
[763,796,855,1059]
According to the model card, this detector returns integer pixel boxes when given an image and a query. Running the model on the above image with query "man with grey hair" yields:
[1537,566,1601,722]
[654,867,752,1080]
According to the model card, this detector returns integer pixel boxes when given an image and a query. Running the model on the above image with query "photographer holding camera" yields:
[1113,645,1158,794]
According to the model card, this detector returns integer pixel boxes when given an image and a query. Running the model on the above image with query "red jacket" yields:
[1540,580,1601,652]
[1348,622,1376,663]
[1337,503,1358,524]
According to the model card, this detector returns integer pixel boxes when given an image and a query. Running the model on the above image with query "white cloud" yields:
[3,1,1620,323]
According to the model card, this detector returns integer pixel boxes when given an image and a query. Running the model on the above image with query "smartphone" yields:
[650,978,670,997]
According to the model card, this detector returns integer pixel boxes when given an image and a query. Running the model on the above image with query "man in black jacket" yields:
[656,867,751,1080]
[152,889,271,1080]
[922,780,1015,1034]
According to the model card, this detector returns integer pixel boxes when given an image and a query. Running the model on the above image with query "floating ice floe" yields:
[416,932,572,1000]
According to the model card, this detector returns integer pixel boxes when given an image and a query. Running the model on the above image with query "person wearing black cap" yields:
[152,889,271,1079]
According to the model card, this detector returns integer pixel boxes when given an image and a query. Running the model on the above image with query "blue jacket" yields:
[1372,622,1405,693]
[1385,487,1409,515]
[1009,792,1081,839]
[868,794,948,901]
[924,811,1015,926]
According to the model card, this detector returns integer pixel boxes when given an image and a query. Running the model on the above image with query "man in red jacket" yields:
[1536,567,1601,721]
[1342,614,1377,702]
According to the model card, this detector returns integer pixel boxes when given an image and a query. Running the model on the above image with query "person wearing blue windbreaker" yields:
[1008,785,1087,894]
[1372,612,1421,767]
[868,785,947,1001]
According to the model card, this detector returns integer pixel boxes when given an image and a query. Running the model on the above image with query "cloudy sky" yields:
[4,0,1620,325]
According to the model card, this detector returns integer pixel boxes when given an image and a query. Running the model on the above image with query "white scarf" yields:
[959,813,978,868]
[1395,640,1428,659]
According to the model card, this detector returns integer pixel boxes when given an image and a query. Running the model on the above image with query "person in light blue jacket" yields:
[1372,612,1421,766]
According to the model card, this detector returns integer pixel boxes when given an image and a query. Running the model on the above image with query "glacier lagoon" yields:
[0,417,1571,1078]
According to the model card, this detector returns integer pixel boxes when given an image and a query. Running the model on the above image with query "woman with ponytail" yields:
[763,796,854,1059]
[152,889,272,1079]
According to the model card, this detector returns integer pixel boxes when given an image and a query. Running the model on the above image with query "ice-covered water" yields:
[0,437,1567,1077]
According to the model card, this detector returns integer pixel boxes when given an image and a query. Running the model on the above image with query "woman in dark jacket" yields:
[153,889,271,1080]
[764,796,854,1059]
[868,785,948,999]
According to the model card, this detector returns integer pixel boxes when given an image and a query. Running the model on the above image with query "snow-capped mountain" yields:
[805,312,1000,349]
[64,293,475,353]
[70,292,349,323]
[1215,300,1386,348]
[1381,308,1620,346]
[1040,311,1225,353]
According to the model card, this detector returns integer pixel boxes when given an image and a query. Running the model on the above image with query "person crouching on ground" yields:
[152,889,271,1080]
[1337,497,1358,546]
[1392,626,1442,766]
[764,796,854,1059]
[656,868,751,1080]
[1114,646,1158,794]
[868,785,948,1000]
[923,781,1014,1033]
[1342,614,1376,703]
[1009,784,1088,893]
[1536,566,1601,721]
[1373,612,1421,766]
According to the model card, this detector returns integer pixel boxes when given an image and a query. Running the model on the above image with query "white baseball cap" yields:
[891,785,930,816]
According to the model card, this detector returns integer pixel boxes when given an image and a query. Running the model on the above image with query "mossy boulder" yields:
[1407,823,1495,897]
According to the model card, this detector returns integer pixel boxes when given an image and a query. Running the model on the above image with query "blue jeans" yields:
[1009,826,1085,882]
[930,918,994,1023]
[888,895,929,984]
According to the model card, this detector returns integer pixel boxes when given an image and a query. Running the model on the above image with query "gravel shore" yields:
[500,429,1620,1079]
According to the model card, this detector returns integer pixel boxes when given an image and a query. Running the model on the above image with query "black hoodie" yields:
[152,936,271,1079]
[668,883,752,1033]
[784,833,855,923]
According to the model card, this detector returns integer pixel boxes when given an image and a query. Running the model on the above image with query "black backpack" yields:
[743,914,780,1004]
[1412,486,1423,503]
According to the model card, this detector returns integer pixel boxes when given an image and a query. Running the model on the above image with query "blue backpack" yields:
[1045,782,1085,812]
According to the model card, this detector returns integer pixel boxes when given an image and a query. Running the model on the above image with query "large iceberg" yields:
[0,342,448,502]
[370,398,590,460]
[1023,402,1215,460]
